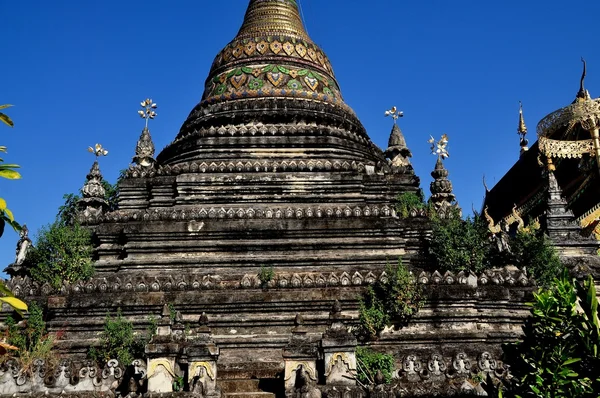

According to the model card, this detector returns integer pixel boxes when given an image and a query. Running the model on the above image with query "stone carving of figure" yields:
[14,225,31,266]
[495,221,512,254]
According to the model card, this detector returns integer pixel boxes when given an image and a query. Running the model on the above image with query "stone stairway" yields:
[218,379,276,398]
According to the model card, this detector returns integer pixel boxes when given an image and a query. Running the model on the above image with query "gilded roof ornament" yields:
[428,134,449,160]
[384,106,403,124]
[88,143,108,158]
[138,98,158,129]
[518,102,529,155]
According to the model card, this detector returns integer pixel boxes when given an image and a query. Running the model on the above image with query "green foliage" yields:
[395,190,426,218]
[0,106,21,236]
[510,227,564,288]
[28,222,94,289]
[0,104,14,128]
[167,303,177,322]
[504,271,600,397]
[173,376,185,392]
[258,264,275,285]
[357,260,423,340]
[57,179,119,227]
[4,302,56,371]
[355,346,395,385]
[428,212,564,286]
[428,211,491,274]
[88,309,145,367]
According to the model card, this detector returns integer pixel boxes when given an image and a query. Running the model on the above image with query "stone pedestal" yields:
[321,301,357,386]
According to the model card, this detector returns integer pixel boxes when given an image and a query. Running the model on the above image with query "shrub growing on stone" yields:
[355,346,395,385]
[357,260,423,340]
[88,309,146,368]
[395,190,426,218]
[28,222,94,289]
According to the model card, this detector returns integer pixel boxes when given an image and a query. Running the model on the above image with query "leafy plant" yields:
[3,302,57,373]
[258,264,275,286]
[173,375,185,392]
[167,303,177,322]
[0,104,21,236]
[57,179,119,227]
[504,271,600,397]
[28,222,94,288]
[0,104,14,128]
[510,226,563,288]
[428,211,491,274]
[88,309,144,367]
[395,190,426,218]
[355,346,395,385]
[357,259,423,340]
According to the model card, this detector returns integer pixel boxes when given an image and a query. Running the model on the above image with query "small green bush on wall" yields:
[357,259,423,340]
[356,346,395,385]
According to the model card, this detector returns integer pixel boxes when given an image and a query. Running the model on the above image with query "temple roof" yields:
[157,0,383,167]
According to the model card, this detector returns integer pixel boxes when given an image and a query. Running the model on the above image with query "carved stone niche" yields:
[185,315,220,398]
[283,314,320,397]
[321,301,357,386]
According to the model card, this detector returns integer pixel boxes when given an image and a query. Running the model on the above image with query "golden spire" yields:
[518,101,527,135]
[518,101,529,155]
[236,0,310,42]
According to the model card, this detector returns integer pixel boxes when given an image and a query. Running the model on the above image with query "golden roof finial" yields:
[518,101,529,155]
[384,106,403,124]
[518,101,527,135]
[138,98,158,129]
[576,57,591,101]
[87,143,108,158]
[428,134,449,160]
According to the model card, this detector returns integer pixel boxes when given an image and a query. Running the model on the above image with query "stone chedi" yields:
[6,1,534,396]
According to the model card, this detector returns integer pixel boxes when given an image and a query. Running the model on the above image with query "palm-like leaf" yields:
[0,113,13,127]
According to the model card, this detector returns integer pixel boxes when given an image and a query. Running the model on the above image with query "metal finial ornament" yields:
[138,98,158,128]
[87,143,109,158]
[518,101,529,154]
[384,106,403,124]
[428,134,449,159]
[576,57,590,100]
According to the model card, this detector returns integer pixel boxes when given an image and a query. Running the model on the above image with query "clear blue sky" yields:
[3,1,600,273]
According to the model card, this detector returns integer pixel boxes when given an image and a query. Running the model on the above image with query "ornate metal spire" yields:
[427,135,460,217]
[518,101,529,155]
[138,98,157,129]
[384,107,412,172]
[133,99,157,168]
[237,0,309,42]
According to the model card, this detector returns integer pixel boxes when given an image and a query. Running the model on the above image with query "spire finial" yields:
[138,99,157,129]
[576,58,591,100]
[87,143,108,159]
[384,106,403,124]
[518,101,529,155]
[428,134,449,160]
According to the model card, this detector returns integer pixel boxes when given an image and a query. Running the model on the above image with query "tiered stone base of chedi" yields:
[3,264,534,397]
